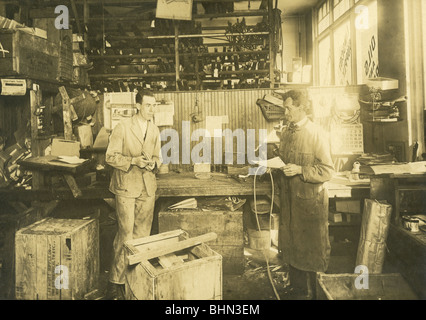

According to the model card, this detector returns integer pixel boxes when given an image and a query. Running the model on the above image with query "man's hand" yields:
[145,162,156,171]
[131,156,152,169]
[282,163,302,177]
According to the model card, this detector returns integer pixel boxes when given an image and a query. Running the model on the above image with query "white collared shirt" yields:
[137,117,148,140]
[294,117,308,127]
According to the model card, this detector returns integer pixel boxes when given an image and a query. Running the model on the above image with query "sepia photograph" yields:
[0,0,425,309]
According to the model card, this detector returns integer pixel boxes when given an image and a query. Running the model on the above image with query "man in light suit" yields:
[105,90,161,300]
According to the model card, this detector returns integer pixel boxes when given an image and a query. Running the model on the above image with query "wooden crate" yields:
[124,230,222,300]
[33,18,73,81]
[0,29,59,82]
[0,207,40,299]
[158,208,244,274]
[15,218,99,300]
[316,273,418,300]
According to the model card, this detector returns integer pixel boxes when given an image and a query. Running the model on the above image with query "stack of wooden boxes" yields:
[33,17,73,82]
[0,28,59,82]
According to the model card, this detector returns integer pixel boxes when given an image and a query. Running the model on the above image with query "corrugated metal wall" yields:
[153,88,279,170]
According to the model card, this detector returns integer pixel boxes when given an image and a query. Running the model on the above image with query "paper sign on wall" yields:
[156,0,193,21]
[1,79,26,96]
[154,102,175,127]
[205,115,228,137]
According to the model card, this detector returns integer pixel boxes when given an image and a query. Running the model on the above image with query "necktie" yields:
[287,122,298,134]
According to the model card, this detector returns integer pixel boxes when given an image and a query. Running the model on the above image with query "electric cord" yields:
[253,166,280,300]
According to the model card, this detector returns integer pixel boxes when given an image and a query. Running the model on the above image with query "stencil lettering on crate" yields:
[47,239,60,297]
[0,41,10,58]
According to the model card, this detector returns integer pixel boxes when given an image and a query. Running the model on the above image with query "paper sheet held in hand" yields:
[254,157,286,168]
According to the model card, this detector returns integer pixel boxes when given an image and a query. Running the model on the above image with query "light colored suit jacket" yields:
[106,116,161,198]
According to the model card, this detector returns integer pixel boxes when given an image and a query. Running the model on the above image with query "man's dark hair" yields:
[135,89,154,104]
[279,89,312,114]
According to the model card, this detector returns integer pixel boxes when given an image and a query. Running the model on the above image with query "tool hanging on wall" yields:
[191,96,203,123]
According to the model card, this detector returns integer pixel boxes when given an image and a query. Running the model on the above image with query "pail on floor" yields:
[270,213,279,247]
[247,228,271,250]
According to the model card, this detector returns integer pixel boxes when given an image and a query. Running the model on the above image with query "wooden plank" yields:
[86,219,99,294]
[58,87,73,140]
[158,253,184,269]
[63,174,83,198]
[35,235,48,300]
[29,90,45,190]
[15,233,37,299]
[155,256,222,300]
[174,22,180,88]
[268,0,275,88]
[127,232,218,266]
[125,229,185,248]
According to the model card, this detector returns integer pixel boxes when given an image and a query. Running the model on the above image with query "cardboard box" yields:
[15,218,99,300]
[51,138,81,157]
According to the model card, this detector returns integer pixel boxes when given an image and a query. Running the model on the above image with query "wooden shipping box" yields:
[316,273,418,300]
[15,218,99,300]
[158,208,244,274]
[124,230,222,300]
[0,29,59,82]
[0,207,40,299]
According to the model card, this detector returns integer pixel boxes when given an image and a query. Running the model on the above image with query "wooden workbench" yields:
[18,155,93,198]
[156,172,271,197]
[0,171,372,202]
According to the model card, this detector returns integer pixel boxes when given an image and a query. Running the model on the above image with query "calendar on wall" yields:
[330,123,364,155]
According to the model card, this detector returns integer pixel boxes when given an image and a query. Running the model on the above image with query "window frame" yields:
[313,0,376,86]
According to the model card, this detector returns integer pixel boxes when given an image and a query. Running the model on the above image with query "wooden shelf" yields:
[89,73,176,79]
[328,220,361,227]
[89,50,269,60]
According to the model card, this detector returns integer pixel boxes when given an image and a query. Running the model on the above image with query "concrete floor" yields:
[49,199,360,300]
[86,244,359,301]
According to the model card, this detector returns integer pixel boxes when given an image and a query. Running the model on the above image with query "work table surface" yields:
[0,171,371,202]
[156,172,271,197]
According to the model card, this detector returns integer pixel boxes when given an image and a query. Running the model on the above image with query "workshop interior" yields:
[0,0,425,301]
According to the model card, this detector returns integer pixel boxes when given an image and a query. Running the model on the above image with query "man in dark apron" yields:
[276,89,334,299]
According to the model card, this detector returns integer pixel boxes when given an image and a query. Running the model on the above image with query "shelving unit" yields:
[80,0,279,91]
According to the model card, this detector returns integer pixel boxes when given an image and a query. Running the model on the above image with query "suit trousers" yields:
[109,189,155,284]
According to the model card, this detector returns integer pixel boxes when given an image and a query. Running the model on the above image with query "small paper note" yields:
[56,156,88,164]
[205,116,225,137]
[254,157,286,168]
